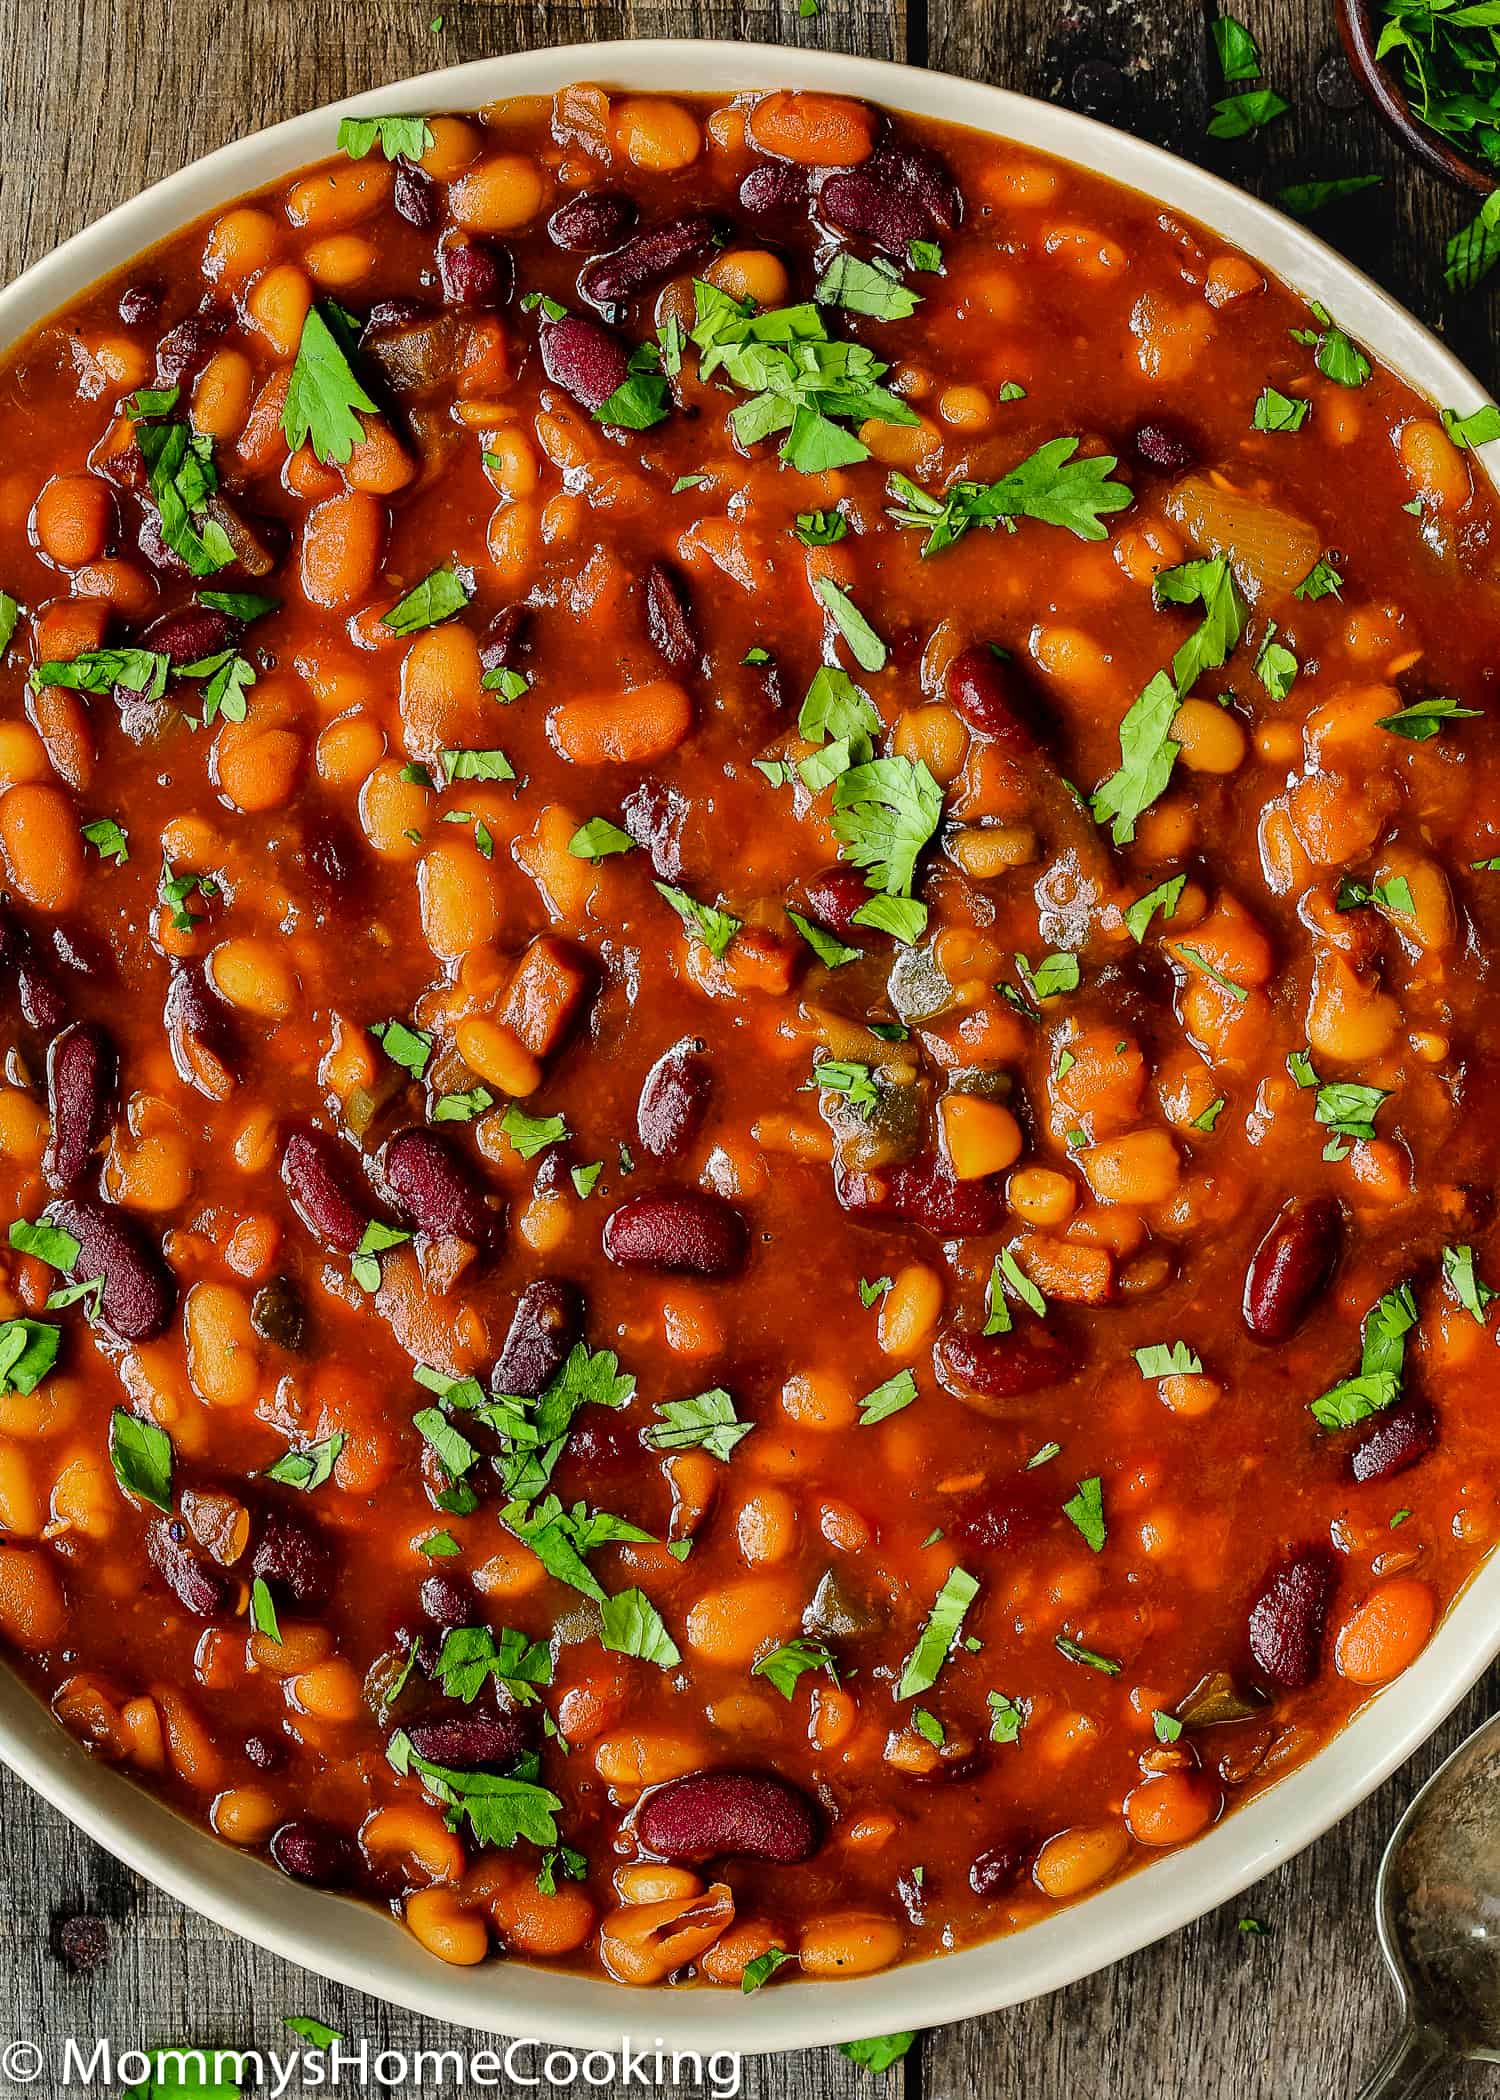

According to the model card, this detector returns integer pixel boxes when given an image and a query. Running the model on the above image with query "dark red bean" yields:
[838,1156,1006,1236]
[1248,1548,1334,1689]
[393,160,440,230]
[577,213,722,310]
[380,1128,493,1244]
[136,507,194,579]
[878,141,963,232]
[1130,415,1199,474]
[43,1022,115,1191]
[621,779,689,882]
[244,1731,285,1772]
[0,906,66,1033]
[953,1478,1057,1551]
[270,1820,355,1887]
[548,189,639,252]
[819,143,961,255]
[362,296,432,338]
[538,312,630,413]
[48,1195,175,1342]
[301,814,366,907]
[51,925,111,984]
[146,1520,234,1619]
[637,1039,711,1161]
[637,1769,820,1864]
[969,1841,1029,1898]
[603,1190,748,1277]
[280,1128,372,1255]
[643,559,699,673]
[117,282,162,328]
[419,1574,474,1629]
[1243,1196,1343,1344]
[406,1711,533,1772]
[945,644,1042,750]
[800,865,876,943]
[1350,1399,1438,1484]
[933,1326,1081,1406]
[138,603,237,668]
[438,233,514,309]
[493,1279,581,1397]
[251,1508,332,1609]
[163,962,238,1099]
[154,314,220,389]
[740,161,811,217]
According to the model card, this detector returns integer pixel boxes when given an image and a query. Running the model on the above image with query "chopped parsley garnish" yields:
[386,1731,563,1850]
[1209,88,1290,140]
[1287,1047,1319,1089]
[1026,1440,1061,1469]
[1442,402,1500,451]
[1255,623,1299,701]
[1314,1080,1390,1158]
[741,1947,793,1993]
[654,882,741,958]
[337,114,435,160]
[1062,1475,1107,1552]
[283,302,378,466]
[785,907,860,968]
[482,664,530,701]
[1289,300,1371,388]
[815,577,887,672]
[350,1219,409,1292]
[250,1576,283,1642]
[644,1388,751,1462]
[814,251,921,321]
[599,1588,680,1669]
[987,1691,1024,1745]
[983,1247,1047,1334]
[498,1494,652,1600]
[1294,555,1344,601]
[34,646,169,699]
[596,341,674,432]
[1376,694,1482,742]
[107,1406,172,1510]
[886,436,1131,555]
[1193,1096,1227,1132]
[128,388,237,576]
[1336,874,1414,917]
[840,2034,917,2073]
[831,758,943,928]
[798,663,880,761]
[568,817,635,860]
[897,1566,979,1698]
[1309,1281,1417,1429]
[1443,1243,1498,1324]
[753,1635,839,1700]
[372,1018,432,1080]
[181,648,256,725]
[859,1276,893,1307]
[1276,175,1382,218]
[432,1625,552,1705]
[1212,12,1261,82]
[159,857,218,933]
[263,1432,344,1492]
[794,507,848,546]
[857,1368,919,1425]
[8,1219,81,1270]
[1054,1632,1121,1675]
[500,1105,570,1161]
[433,1086,494,1123]
[1135,1340,1203,1378]
[1251,384,1309,432]
[811,1058,880,1117]
[1154,1709,1184,1743]
[1171,943,1249,1003]
[0,592,18,652]
[383,564,472,635]
[1123,874,1186,942]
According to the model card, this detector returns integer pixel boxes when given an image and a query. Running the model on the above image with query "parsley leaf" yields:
[372,1018,432,1080]
[500,1105,570,1161]
[1277,175,1382,218]
[0,1316,58,1399]
[655,882,741,957]
[897,1567,979,1699]
[1062,1475,1107,1552]
[644,1388,751,1462]
[108,1406,172,1510]
[815,577,887,672]
[263,1432,344,1492]
[387,1731,562,1849]
[1442,403,1500,451]
[1208,88,1290,139]
[1251,384,1309,431]
[753,1635,839,1700]
[857,1368,919,1426]
[741,1947,793,1993]
[1309,1282,1417,1429]
[1212,13,1261,81]
[129,392,237,576]
[1376,695,1482,742]
[785,907,860,968]
[987,1691,1025,1745]
[599,1588,680,1669]
[886,436,1131,554]
[568,817,635,860]
[814,252,921,321]
[1135,1340,1203,1377]
[8,1219,81,1270]
[832,757,942,904]
[351,1219,409,1292]
[337,114,435,160]
[1123,873,1186,942]
[1443,1243,1497,1324]
[382,564,472,635]
[840,2035,918,2073]
[283,303,378,466]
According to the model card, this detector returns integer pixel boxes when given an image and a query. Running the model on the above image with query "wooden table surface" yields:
[3,4,1499,2095]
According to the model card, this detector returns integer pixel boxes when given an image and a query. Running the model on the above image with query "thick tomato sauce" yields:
[0,83,1499,1987]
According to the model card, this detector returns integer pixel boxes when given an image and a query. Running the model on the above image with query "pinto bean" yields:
[643,560,699,673]
[577,213,722,310]
[380,1127,493,1244]
[164,962,238,1101]
[406,1710,533,1771]
[945,645,1042,749]
[838,1156,1006,1236]
[636,1040,711,1160]
[147,1520,235,1618]
[933,1326,1080,1407]
[43,1022,115,1190]
[1350,1399,1438,1484]
[636,1769,820,1863]
[621,778,689,882]
[538,312,630,413]
[493,1278,581,1397]
[48,1194,175,1341]
[548,190,639,253]
[1247,1547,1334,1689]
[603,1190,747,1276]
[280,1127,371,1255]
[251,1507,333,1608]
[270,1819,356,1887]
[1242,1197,1343,1344]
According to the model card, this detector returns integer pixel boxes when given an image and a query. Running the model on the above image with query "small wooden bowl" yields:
[1337,0,1497,195]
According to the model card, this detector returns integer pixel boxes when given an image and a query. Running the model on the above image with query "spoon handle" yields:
[1353,2023,1454,2100]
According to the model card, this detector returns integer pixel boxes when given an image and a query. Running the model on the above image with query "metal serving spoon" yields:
[1355,1712,1500,2097]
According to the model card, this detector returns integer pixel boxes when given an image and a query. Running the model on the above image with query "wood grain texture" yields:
[3,3,1500,2095]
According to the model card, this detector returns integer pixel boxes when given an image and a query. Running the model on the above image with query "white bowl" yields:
[3,34,1497,2057]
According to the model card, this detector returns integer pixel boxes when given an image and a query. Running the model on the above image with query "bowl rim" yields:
[1335,0,1497,198]
[4,32,1500,2058]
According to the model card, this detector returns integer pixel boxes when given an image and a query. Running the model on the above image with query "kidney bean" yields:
[493,1278,581,1397]
[739,161,811,218]
[636,1769,821,1864]
[0,904,64,1033]
[301,814,366,907]
[280,1128,372,1255]
[1350,1399,1438,1484]
[270,1820,356,1887]
[818,143,961,255]
[153,313,220,389]
[244,1731,286,1772]
[480,603,530,677]
[380,1127,493,1244]
[51,925,112,984]
[43,1022,115,1191]
[251,1507,333,1609]
[643,559,699,673]
[548,189,639,253]
[969,1840,1029,1898]
[393,159,440,230]
[406,1710,533,1772]
[164,962,238,1100]
[838,1156,1006,1236]
[147,1519,234,1618]
[945,645,1042,750]
[250,1275,306,1352]
[438,233,514,309]
[117,282,162,328]
[1247,1547,1334,1689]
[139,603,238,669]
[538,310,630,413]
[1130,415,1199,474]
[637,1039,711,1160]
[136,507,194,580]
[48,1194,175,1341]
[621,778,689,882]
[1242,1196,1343,1344]
[577,213,722,310]
[934,1326,1081,1406]
[953,1477,1057,1551]
[603,1190,748,1276]
[419,1574,474,1629]
[800,865,877,943]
